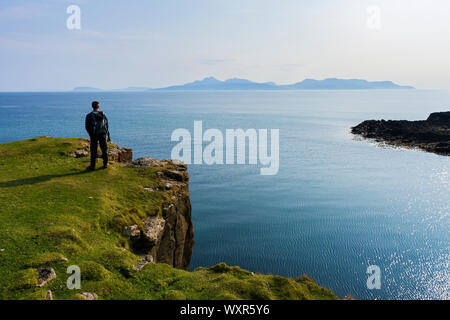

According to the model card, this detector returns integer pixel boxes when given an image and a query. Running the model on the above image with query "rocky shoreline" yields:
[351,111,450,156]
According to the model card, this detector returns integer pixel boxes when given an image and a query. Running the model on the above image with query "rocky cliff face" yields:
[68,140,194,270]
[123,158,194,270]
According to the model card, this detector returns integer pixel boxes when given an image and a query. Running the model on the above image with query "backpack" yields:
[93,112,108,136]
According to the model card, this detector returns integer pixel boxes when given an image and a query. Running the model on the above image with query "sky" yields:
[0,0,450,91]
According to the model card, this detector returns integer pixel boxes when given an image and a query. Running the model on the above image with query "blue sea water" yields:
[0,90,449,300]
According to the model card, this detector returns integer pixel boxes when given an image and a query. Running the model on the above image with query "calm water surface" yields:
[0,90,449,300]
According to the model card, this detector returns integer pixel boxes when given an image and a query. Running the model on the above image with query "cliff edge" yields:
[0,137,338,300]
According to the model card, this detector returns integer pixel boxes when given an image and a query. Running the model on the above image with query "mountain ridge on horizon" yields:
[73,77,415,91]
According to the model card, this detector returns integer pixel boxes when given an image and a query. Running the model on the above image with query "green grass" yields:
[0,137,339,300]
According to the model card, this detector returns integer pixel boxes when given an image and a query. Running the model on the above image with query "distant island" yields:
[73,77,414,92]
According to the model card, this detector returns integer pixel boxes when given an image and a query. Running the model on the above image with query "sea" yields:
[0,90,449,300]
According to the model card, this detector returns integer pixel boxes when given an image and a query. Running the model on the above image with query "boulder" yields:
[163,170,188,182]
[134,254,154,271]
[141,216,166,248]
[107,147,133,163]
[80,292,98,300]
[37,268,56,287]
[69,149,89,158]
[122,225,141,240]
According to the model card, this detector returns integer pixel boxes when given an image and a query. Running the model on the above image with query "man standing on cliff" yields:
[85,101,111,171]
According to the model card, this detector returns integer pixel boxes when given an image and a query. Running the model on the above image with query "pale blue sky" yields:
[1,0,449,91]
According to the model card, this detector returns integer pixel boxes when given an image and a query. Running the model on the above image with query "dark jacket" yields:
[85,111,110,140]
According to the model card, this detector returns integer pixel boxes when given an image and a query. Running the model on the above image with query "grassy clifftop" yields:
[0,137,338,300]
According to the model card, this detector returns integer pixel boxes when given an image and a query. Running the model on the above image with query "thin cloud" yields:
[79,29,160,42]
[199,58,236,65]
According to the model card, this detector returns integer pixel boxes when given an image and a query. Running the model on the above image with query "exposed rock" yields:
[114,153,193,270]
[141,216,166,247]
[164,170,188,182]
[80,292,98,300]
[70,140,132,163]
[134,254,154,271]
[45,290,53,300]
[127,158,170,168]
[126,158,188,173]
[69,149,89,158]
[427,111,450,124]
[107,146,132,163]
[156,186,193,270]
[36,268,56,287]
[172,160,187,170]
[122,224,141,240]
[124,171,193,270]
[352,111,450,156]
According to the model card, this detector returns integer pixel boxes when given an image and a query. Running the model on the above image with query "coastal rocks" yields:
[80,292,98,300]
[127,158,187,172]
[127,158,170,168]
[69,141,90,158]
[352,111,450,156]
[141,216,166,248]
[427,111,450,124]
[156,187,193,270]
[122,158,193,270]
[107,145,132,163]
[164,170,188,182]
[69,140,132,163]
[124,217,166,252]
[122,224,141,240]
[134,254,154,271]
[69,149,89,158]
[36,268,56,287]
[435,142,450,153]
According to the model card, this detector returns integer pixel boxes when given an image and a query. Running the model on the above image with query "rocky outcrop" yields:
[352,111,450,155]
[107,144,132,163]
[36,268,56,287]
[123,158,194,270]
[69,140,132,163]
[79,292,98,300]
[69,140,193,270]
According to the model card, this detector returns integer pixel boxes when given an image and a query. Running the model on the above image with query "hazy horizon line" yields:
[1,76,427,92]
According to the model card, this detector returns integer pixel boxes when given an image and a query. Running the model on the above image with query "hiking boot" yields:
[86,166,95,171]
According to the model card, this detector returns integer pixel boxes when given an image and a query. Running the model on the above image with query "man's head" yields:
[92,101,100,111]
